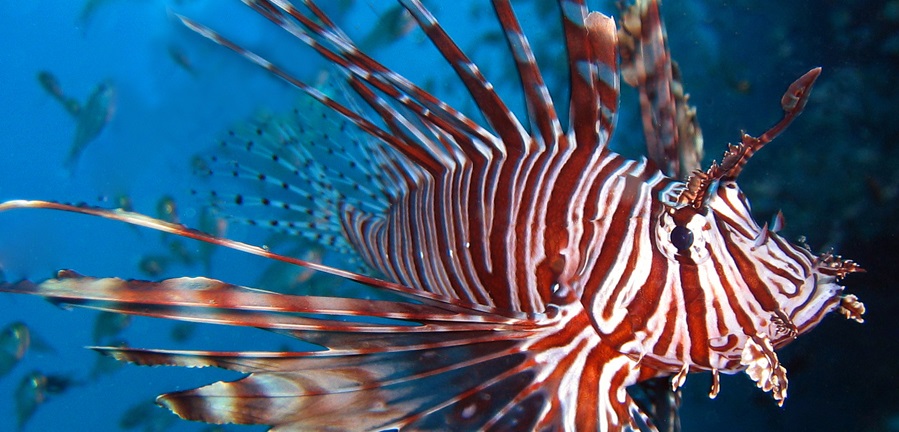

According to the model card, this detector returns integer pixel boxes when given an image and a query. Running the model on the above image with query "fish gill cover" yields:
[0,1,896,431]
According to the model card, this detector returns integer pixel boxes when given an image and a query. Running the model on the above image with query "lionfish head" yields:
[649,68,863,385]
[665,177,863,339]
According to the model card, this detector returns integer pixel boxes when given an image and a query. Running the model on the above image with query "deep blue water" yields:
[1,1,896,431]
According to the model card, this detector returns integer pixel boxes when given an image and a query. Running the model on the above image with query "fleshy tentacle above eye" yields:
[677,68,821,210]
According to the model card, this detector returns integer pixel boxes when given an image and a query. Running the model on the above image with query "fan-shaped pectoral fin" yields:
[2,270,662,431]
[542,288,659,431]
[592,346,660,432]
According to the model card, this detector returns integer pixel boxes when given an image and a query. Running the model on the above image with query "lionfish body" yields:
[0,0,864,431]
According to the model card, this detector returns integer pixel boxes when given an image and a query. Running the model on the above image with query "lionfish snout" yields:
[814,252,866,324]
[708,182,865,338]
[769,271,845,345]
[745,228,865,349]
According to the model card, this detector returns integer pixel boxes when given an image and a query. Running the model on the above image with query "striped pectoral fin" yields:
[88,314,565,430]
[511,293,659,432]
[629,377,681,432]
[0,271,526,331]
[101,305,661,431]
[591,345,659,432]
[146,341,544,430]
[2,272,655,430]
[0,273,536,429]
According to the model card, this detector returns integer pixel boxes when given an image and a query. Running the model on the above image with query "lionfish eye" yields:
[655,205,709,263]
[670,225,694,252]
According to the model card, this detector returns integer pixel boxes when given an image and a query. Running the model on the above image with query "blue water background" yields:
[1,1,896,431]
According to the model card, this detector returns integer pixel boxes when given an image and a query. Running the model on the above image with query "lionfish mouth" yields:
[817,250,865,308]
[765,250,865,347]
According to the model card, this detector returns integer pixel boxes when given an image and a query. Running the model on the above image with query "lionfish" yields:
[0,0,865,430]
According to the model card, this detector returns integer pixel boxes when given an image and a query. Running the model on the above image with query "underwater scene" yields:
[0,0,897,431]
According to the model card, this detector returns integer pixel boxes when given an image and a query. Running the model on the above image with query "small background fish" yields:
[36,71,117,173]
